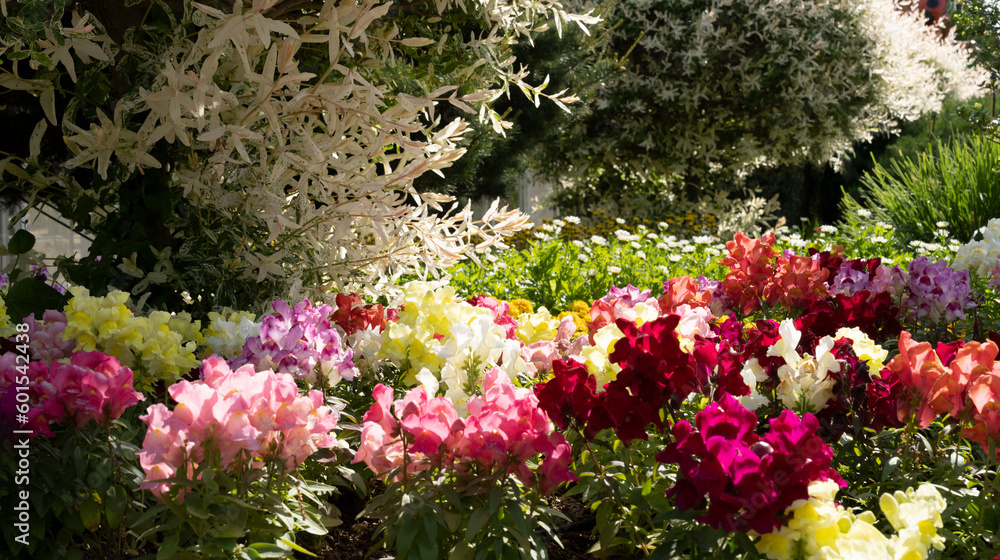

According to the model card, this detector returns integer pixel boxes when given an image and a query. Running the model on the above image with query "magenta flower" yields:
[658,395,842,534]
[0,350,144,437]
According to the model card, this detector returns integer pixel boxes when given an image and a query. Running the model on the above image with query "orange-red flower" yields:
[720,232,780,314]
[889,332,967,428]
[961,402,1000,460]
[960,341,1000,417]
[773,254,830,309]
[659,275,712,314]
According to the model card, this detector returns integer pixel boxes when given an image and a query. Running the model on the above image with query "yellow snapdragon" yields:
[64,287,132,351]
[880,486,946,559]
[834,327,888,372]
[377,282,473,379]
[580,322,624,386]
[0,298,15,338]
[633,301,659,326]
[133,311,200,383]
[756,481,947,560]
[515,307,561,345]
[61,287,200,388]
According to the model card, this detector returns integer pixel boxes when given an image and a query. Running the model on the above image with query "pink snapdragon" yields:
[0,350,143,437]
[467,295,518,340]
[588,284,661,336]
[138,356,341,501]
[523,315,586,374]
[601,284,655,308]
[236,299,358,386]
[354,369,576,494]
[24,310,77,362]
[0,355,57,437]
[989,256,1000,290]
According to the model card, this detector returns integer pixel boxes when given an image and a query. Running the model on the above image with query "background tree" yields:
[0,0,596,315]
[530,0,982,221]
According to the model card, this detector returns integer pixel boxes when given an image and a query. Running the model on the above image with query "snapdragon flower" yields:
[903,257,975,324]
[952,218,1000,278]
[658,395,843,534]
[1,350,144,438]
[236,299,357,387]
[138,357,341,500]
[354,369,576,495]
[756,481,946,560]
[201,309,260,359]
[62,287,200,386]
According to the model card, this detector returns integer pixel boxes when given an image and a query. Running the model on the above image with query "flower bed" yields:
[4,223,1000,559]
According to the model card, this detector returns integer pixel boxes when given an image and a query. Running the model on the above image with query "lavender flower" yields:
[904,257,976,324]
[235,299,358,386]
[830,266,871,296]
[600,284,652,306]
[870,264,907,300]
[697,274,732,317]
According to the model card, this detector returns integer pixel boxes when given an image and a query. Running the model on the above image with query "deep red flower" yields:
[535,360,596,428]
[658,396,842,534]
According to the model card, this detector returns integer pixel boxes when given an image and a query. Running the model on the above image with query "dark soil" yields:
[306,489,610,560]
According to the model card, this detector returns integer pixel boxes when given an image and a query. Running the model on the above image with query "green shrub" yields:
[840,134,1000,245]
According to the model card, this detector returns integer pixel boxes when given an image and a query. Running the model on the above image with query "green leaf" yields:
[130,503,168,529]
[183,497,212,519]
[466,508,490,538]
[158,532,180,560]
[277,538,318,557]
[881,456,900,481]
[421,514,438,548]
[641,477,652,497]
[79,497,102,531]
[396,516,419,558]
[105,485,128,530]
[651,508,704,523]
[7,229,35,254]
[488,486,501,514]
[4,277,71,322]
[731,533,762,559]
[596,501,616,552]
[246,543,291,558]
[29,50,53,67]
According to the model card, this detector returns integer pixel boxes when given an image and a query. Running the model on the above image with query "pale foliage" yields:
[1,0,596,300]
[562,0,985,181]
